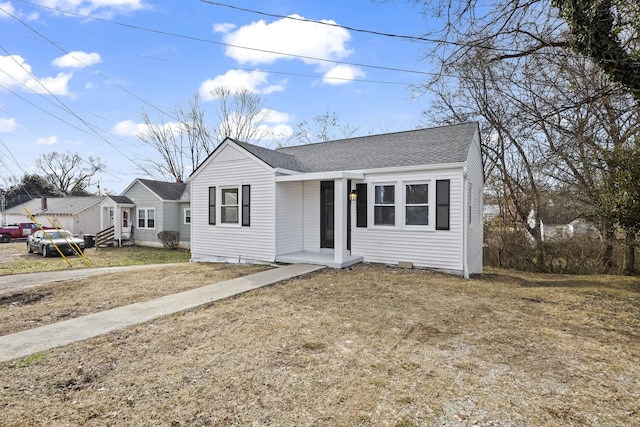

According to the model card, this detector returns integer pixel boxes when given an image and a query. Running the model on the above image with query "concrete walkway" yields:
[0,263,324,363]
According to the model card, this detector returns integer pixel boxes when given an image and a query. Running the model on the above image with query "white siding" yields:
[351,168,465,273]
[302,181,320,252]
[190,144,276,263]
[275,181,304,255]
[466,131,484,274]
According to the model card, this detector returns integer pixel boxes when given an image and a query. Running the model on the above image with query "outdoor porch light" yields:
[349,190,358,202]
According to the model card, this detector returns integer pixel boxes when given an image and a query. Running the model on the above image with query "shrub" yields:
[157,230,180,250]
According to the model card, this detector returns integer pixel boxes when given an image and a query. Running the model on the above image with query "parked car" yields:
[0,222,43,243]
[27,229,85,257]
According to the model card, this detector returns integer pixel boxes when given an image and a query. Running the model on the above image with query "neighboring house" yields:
[4,196,103,236]
[99,179,190,248]
[189,122,484,277]
[544,218,600,240]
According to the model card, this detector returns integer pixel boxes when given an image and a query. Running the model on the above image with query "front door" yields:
[320,181,334,249]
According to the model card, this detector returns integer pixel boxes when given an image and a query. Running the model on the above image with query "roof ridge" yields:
[276,121,478,151]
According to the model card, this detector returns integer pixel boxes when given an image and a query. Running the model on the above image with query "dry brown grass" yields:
[0,262,269,335]
[0,263,638,426]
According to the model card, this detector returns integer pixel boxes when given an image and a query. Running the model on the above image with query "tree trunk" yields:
[624,232,636,274]
[601,219,615,271]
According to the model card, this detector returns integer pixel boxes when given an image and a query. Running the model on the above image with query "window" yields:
[374,185,395,225]
[184,208,191,225]
[221,188,239,223]
[137,208,155,229]
[436,180,450,230]
[242,185,250,226]
[208,187,216,225]
[122,211,128,227]
[405,183,429,225]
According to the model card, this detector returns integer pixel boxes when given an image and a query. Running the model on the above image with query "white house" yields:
[99,179,190,248]
[189,122,484,277]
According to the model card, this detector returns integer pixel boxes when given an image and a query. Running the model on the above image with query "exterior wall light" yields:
[349,190,358,202]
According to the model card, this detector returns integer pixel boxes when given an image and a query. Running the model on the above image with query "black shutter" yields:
[242,185,250,226]
[208,186,216,225]
[356,183,367,227]
[436,180,450,230]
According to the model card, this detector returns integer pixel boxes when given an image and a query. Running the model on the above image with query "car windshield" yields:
[46,231,72,239]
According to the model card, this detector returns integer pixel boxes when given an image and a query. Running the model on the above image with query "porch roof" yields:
[275,171,364,182]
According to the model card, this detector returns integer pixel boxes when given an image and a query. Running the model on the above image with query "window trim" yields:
[220,187,240,224]
[404,181,430,227]
[137,207,156,230]
[184,208,191,225]
[372,183,396,226]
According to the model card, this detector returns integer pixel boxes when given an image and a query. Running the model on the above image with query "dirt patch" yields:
[0,264,638,426]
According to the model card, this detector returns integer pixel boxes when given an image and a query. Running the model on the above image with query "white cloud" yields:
[261,108,290,123]
[111,119,146,136]
[36,135,58,145]
[213,22,236,33]
[258,123,292,140]
[0,2,16,19]
[37,0,149,18]
[111,119,181,137]
[0,55,72,95]
[199,69,285,101]
[0,117,16,132]
[322,64,365,85]
[221,14,352,67]
[53,51,102,68]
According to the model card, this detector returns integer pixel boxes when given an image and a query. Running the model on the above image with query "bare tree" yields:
[137,96,213,183]
[210,86,273,143]
[35,151,104,196]
[286,109,359,145]
[138,108,185,183]
[412,0,640,100]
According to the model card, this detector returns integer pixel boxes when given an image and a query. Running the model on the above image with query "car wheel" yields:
[27,243,33,253]
[42,246,48,257]
[0,234,10,243]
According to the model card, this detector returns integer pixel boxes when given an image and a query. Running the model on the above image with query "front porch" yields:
[275,250,363,269]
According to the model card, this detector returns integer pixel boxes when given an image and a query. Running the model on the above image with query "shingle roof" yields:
[235,122,478,173]
[109,196,134,204]
[137,179,189,201]
[4,196,104,215]
[233,140,304,171]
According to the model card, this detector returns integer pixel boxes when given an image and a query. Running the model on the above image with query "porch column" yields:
[334,178,348,265]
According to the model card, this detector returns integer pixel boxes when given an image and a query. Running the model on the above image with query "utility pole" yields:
[0,193,5,226]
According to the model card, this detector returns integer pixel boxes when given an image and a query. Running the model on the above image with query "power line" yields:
[12,0,437,77]
[232,67,415,86]
[199,0,439,44]
[0,5,176,122]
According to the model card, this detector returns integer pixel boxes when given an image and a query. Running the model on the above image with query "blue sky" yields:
[0,0,437,194]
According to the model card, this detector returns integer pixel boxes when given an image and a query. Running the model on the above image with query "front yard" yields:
[0,252,638,426]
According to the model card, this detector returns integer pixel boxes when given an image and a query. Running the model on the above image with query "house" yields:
[189,122,484,277]
[99,179,190,248]
[3,196,103,236]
